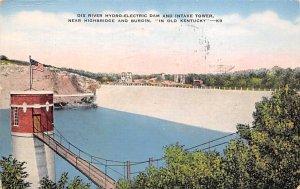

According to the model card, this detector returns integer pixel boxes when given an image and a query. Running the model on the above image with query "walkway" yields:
[34,132,116,189]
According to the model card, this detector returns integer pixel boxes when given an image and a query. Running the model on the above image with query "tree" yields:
[0,155,91,189]
[39,176,57,189]
[132,143,225,189]
[0,155,31,189]
[40,172,91,189]
[0,55,8,60]
[234,86,300,188]
[253,86,299,188]
[116,179,131,189]
[223,140,259,189]
[67,176,90,189]
[101,76,109,83]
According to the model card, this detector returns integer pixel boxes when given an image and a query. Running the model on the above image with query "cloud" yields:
[0,10,299,73]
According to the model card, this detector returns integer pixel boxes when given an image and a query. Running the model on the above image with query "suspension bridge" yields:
[33,119,239,189]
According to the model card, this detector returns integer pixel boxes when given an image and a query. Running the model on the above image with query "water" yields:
[0,109,11,157]
[0,108,230,186]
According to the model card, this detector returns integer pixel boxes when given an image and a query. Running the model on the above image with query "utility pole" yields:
[126,161,131,181]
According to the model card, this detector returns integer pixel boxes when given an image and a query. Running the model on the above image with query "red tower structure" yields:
[10,91,55,188]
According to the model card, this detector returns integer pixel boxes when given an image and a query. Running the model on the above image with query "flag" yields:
[30,58,44,72]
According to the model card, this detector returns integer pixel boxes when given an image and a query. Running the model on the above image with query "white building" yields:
[120,72,133,83]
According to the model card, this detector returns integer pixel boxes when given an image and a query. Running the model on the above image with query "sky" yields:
[0,0,299,74]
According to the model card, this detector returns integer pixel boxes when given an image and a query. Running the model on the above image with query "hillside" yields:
[0,59,101,109]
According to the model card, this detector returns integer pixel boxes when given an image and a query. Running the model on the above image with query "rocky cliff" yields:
[0,61,101,109]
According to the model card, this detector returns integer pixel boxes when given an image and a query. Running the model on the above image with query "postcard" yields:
[0,1,299,189]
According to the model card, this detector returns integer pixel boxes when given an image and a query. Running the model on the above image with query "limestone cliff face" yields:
[0,63,101,109]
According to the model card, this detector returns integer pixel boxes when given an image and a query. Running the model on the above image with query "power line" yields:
[185,132,237,151]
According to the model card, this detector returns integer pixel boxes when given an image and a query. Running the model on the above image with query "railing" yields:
[33,113,242,185]
[103,83,279,92]
[127,132,239,177]
[33,121,116,188]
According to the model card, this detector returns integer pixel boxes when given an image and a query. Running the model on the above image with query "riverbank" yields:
[97,85,271,132]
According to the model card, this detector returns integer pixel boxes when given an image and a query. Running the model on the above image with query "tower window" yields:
[13,107,19,126]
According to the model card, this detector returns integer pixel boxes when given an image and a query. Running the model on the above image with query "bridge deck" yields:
[34,132,116,189]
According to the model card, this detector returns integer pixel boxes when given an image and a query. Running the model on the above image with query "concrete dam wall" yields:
[97,85,272,133]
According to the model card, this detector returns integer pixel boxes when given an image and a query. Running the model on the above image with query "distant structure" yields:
[121,72,132,84]
[121,72,126,82]
[193,80,204,87]
[174,74,186,84]
[10,91,55,188]
[209,64,235,74]
[161,73,165,81]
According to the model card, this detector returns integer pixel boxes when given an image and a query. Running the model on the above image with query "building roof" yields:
[10,91,53,95]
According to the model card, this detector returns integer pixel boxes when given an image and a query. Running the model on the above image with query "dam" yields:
[97,85,272,132]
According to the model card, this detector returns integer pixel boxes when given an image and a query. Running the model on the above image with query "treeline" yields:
[117,87,300,189]
[184,67,300,90]
[121,67,300,91]
[0,55,29,66]
[133,74,174,81]
[59,67,120,82]
[39,66,300,90]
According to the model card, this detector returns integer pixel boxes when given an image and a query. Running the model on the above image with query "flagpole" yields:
[29,55,32,90]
